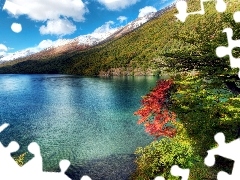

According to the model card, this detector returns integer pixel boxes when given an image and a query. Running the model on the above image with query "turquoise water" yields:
[0,74,158,179]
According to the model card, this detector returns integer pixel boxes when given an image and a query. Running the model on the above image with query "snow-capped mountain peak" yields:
[0,12,155,62]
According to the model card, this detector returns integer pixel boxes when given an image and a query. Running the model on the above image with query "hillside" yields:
[0,0,239,76]
[0,2,177,75]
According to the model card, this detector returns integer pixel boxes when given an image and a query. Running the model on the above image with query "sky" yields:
[0,0,175,56]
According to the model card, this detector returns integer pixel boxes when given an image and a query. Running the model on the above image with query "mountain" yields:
[0,11,157,63]
[0,30,118,62]
[105,12,156,40]
[0,49,35,62]
[0,1,183,75]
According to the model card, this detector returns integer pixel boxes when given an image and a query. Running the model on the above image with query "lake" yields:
[0,74,159,179]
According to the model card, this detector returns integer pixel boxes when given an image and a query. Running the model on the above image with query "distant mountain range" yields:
[0,1,180,75]
[0,10,159,62]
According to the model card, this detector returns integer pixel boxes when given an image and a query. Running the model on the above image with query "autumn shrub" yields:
[134,79,176,138]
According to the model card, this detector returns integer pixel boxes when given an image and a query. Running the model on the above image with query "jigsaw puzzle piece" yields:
[154,165,189,180]
[217,171,233,180]
[234,11,240,23]
[175,1,188,22]
[0,124,22,179]
[154,176,165,180]
[175,0,205,22]
[23,159,71,180]
[171,165,190,180]
[0,124,75,179]
[175,0,226,22]
[205,132,240,179]
[81,175,92,180]
[216,28,240,78]
[217,169,240,180]
[0,123,9,133]
[0,141,22,179]
[205,132,238,165]
[216,0,226,12]
[0,141,20,169]
[204,151,216,167]
[21,142,43,173]
[41,162,71,179]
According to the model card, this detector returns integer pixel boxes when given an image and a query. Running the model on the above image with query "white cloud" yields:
[0,44,8,56]
[21,39,71,53]
[97,0,139,10]
[138,6,157,18]
[26,39,69,52]
[117,16,127,23]
[11,22,22,33]
[37,40,55,49]
[3,0,88,36]
[93,21,115,34]
[3,0,87,21]
[37,21,119,48]
[89,20,120,40]
[39,19,76,36]
[0,44,8,52]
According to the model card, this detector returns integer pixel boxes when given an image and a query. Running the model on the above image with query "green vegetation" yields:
[14,152,27,166]
[0,1,239,77]
[0,2,178,75]
[132,0,240,179]
[133,73,240,179]
[131,122,199,180]
[2,0,240,179]
[1,0,239,77]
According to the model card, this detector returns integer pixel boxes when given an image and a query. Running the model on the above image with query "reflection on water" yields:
[0,74,158,179]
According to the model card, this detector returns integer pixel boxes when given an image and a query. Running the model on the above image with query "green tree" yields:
[133,1,240,179]
[163,0,240,94]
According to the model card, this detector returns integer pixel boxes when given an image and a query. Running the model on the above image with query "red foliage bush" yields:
[134,79,176,138]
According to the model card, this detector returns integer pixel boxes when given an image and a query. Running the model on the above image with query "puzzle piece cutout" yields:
[216,28,240,78]
[0,123,9,133]
[154,165,190,180]
[204,132,240,180]
[233,11,240,23]
[175,0,226,22]
[81,175,92,180]
[0,123,92,180]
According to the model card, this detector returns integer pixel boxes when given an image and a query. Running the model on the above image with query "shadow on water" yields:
[65,154,136,180]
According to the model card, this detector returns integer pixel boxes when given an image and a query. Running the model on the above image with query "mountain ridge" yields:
[0,9,161,63]
[0,1,178,76]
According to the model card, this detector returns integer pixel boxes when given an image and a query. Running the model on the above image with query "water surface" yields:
[0,74,158,179]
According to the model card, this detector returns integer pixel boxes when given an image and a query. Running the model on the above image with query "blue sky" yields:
[0,0,175,56]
